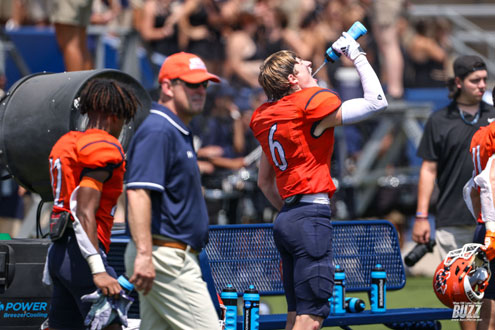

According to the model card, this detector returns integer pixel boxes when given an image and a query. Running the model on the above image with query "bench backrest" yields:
[203,220,406,296]
[108,219,406,317]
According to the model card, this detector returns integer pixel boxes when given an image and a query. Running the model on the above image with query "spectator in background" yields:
[90,0,121,27]
[294,8,330,86]
[319,0,345,46]
[5,0,50,30]
[50,0,94,71]
[401,17,448,88]
[129,0,145,34]
[178,0,225,76]
[413,57,495,330]
[0,171,26,238]
[139,0,182,57]
[224,10,264,89]
[370,0,405,99]
[200,81,245,159]
[0,71,5,99]
[193,80,248,224]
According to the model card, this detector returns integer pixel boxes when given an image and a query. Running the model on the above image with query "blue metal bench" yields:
[108,220,452,329]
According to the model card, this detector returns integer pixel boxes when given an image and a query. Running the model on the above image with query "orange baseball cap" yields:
[158,52,220,84]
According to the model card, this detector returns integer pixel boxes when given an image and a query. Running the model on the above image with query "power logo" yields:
[0,300,48,312]
[0,299,49,322]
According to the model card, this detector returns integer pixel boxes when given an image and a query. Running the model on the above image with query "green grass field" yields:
[260,276,461,330]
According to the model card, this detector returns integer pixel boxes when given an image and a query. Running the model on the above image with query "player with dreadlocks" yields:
[45,78,139,329]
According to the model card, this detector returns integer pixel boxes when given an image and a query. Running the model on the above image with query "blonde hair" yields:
[258,50,298,101]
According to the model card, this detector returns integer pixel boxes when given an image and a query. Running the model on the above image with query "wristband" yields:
[230,110,241,120]
[416,212,428,218]
[87,254,106,274]
[486,222,495,232]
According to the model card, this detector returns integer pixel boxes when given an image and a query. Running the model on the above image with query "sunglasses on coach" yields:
[173,79,209,89]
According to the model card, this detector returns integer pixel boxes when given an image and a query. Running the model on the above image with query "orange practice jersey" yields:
[470,123,495,223]
[250,87,342,199]
[49,129,125,252]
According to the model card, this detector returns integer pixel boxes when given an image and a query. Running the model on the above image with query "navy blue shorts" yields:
[273,202,334,318]
[473,223,495,299]
[48,229,117,329]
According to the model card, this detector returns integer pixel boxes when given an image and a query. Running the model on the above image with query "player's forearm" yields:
[258,153,283,210]
[232,116,245,154]
[259,182,283,211]
[75,186,103,251]
[77,212,100,251]
[416,160,437,214]
[470,188,482,218]
[127,189,153,256]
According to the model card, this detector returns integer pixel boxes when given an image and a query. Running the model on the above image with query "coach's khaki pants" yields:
[125,240,219,330]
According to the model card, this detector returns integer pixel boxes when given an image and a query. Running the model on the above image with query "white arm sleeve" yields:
[70,186,106,274]
[341,55,388,125]
[474,155,495,224]
[463,176,477,220]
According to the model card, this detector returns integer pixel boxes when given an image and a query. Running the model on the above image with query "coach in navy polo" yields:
[124,52,221,330]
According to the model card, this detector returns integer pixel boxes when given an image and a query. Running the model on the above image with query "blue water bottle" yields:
[330,265,346,315]
[243,285,260,330]
[345,297,365,313]
[221,284,238,330]
[370,264,387,313]
[325,21,368,63]
[117,274,134,296]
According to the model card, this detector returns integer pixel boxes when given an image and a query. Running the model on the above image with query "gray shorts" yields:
[50,0,93,26]
[435,225,477,260]
[372,0,405,26]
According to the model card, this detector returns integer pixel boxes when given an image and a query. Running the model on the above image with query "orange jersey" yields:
[471,123,495,177]
[49,129,125,252]
[250,87,342,199]
[470,123,495,223]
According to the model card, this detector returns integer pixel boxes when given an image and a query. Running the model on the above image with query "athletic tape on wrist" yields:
[87,254,106,274]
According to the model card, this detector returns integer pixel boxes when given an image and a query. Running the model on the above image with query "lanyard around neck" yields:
[458,107,480,126]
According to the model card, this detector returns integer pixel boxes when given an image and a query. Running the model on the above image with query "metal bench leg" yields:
[339,326,353,330]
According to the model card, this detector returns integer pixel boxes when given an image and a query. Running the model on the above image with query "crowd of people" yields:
[0,0,478,216]
[0,0,455,103]
[0,0,467,226]
[2,1,495,329]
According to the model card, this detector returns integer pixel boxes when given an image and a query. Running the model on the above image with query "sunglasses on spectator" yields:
[173,79,209,89]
